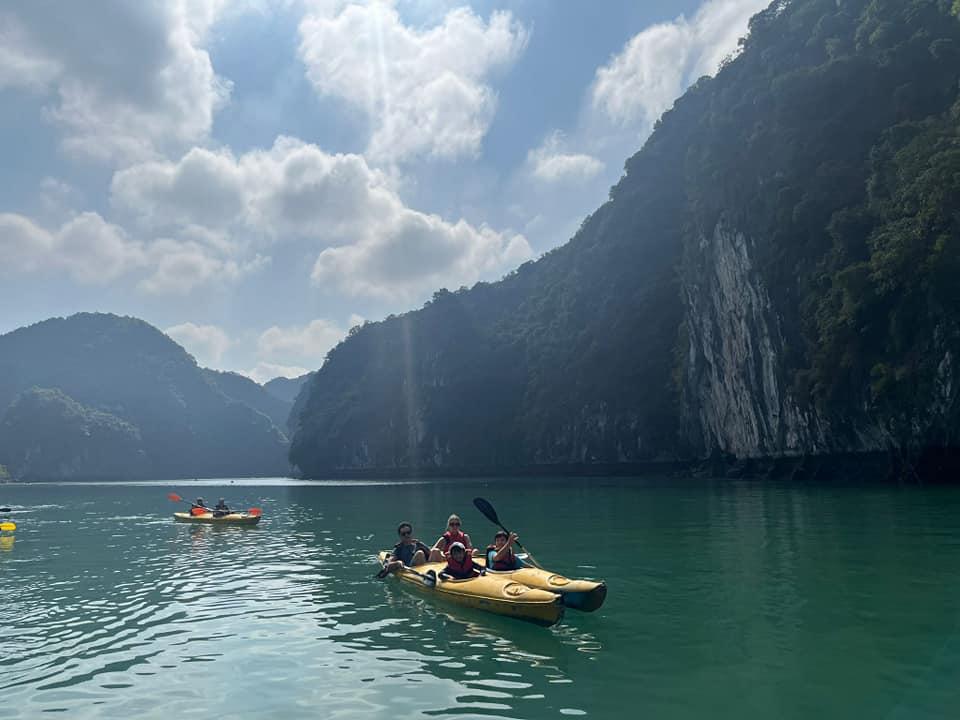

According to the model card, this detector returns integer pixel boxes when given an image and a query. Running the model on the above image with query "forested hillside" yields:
[0,314,290,480]
[291,0,960,478]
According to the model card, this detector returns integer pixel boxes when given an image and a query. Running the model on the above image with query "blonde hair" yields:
[447,514,461,526]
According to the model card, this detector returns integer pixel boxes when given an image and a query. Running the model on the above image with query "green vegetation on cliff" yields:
[291,0,960,476]
[0,313,290,480]
[0,388,147,481]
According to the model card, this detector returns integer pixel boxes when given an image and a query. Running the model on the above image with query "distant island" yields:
[0,313,298,480]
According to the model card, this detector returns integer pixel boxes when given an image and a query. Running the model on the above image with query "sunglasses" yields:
[449,522,461,526]
[399,529,412,536]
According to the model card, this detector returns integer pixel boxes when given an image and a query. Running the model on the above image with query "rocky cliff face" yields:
[680,214,960,462]
[681,220,829,457]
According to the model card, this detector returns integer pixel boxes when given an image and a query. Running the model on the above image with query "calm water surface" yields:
[3,477,960,719]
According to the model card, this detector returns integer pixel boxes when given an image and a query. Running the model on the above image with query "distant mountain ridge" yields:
[264,373,313,405]
[202,368,293,438]
[0,313,290,480]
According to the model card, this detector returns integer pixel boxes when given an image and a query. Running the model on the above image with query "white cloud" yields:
[298,1,527,162]
[113,136,532,300]
[0,1,231,164]
[0,13,61,91]
[527,132,604,183]
[57,213,146,284]
[245,362,311,384]
[111,147,247,231]
[0,212,144,284]
[257,318,349,368]
[139,239,268,295]
[0,213,55,273]
[0,210,263,293]
[166,322,232,365]
[312,213,530,299]
[591,0,768,131]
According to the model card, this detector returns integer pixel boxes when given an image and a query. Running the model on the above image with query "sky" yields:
[0,0,769,382]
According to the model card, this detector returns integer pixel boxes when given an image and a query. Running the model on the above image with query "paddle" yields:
[0,507,11,513]
[472,497,543,569]
[167,493,262,517]
[375,560,438,587]
[0,522,15,532]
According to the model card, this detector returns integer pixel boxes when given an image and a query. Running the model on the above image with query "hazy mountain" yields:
[202,368,292,438]
[0,313,290,480]
[264,373,314,405]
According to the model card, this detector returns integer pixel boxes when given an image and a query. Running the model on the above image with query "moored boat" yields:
[377,551,564,627]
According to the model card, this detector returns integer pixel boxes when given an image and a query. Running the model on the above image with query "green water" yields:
[3,477,960,719]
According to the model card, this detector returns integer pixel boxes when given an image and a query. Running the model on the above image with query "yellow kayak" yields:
[173,512,261,525]
[377,551,564,627]
[474,557,607,611]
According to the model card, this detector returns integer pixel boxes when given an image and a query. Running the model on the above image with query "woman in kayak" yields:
[440,542,481,580]
[486,530,523,570]
[430,514,472,561]
[190,497,209,515]
[379,522,432,577]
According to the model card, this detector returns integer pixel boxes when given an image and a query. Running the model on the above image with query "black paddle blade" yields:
[0,507,11,513]
[473,497,500,526]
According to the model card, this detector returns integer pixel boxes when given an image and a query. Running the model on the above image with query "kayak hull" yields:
[475,558,607,612]
[377,551,563,627]
[173,512,260,525]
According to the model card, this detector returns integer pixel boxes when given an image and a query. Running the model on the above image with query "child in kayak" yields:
[486,530,523,570]
[379,522,432,577]
[440,542,482,580]
[213,498,231,517]
[431,514,472,561]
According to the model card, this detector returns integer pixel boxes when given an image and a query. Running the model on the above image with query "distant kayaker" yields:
[486,530,522,570]
[431,514,472,560]
[213,498,231,517]
[440,542,480,580]
[379,522,432,577]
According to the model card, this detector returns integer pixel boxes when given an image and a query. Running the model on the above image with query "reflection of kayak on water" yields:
[0,535,14,552]
[377,551,564,627]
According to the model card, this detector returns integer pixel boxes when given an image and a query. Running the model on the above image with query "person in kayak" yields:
[379,522,433,577]
[485,530,523,570]
[190,497,210,515]
[213,498,231,517]
[430,514,472,561]
[440,542,482,580]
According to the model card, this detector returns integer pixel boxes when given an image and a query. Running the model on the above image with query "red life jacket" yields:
[443,530,470,549]
[485,544,516,571]
[444,552,475,579]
